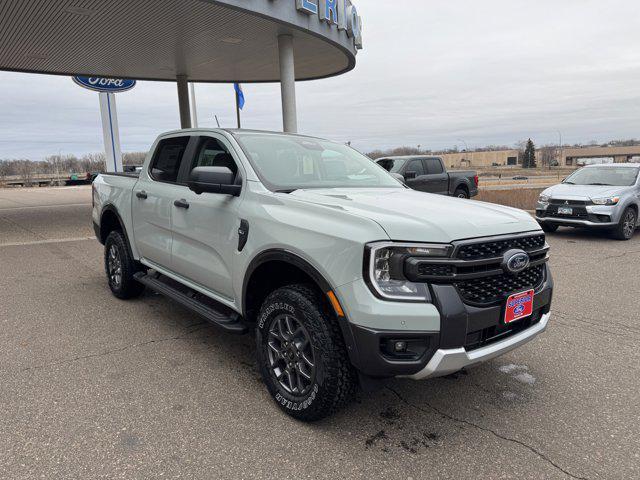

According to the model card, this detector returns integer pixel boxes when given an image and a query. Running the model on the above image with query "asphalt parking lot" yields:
[1,186,638,479]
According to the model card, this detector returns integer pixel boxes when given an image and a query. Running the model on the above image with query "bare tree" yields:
[538,145,557,168]
[0,161,11,186]
[17,159,36,186]
[123,151,146,166]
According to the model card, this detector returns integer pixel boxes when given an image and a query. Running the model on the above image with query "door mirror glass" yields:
[188,166,241,196]
[405,170,417,180]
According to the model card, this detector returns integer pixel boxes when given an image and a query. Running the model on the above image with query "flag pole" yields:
[235,89,241,129]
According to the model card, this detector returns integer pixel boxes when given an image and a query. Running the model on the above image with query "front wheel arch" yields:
[242,250,359,369]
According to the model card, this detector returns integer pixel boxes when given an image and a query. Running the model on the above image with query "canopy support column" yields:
[98,92,123,173]
[177,75,192,129]
[278,34,297,133]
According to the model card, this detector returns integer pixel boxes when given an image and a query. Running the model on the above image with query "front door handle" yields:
[136,191,148,199]
[174,199,190,210]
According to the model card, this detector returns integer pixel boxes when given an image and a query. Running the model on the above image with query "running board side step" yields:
[134,272,248,334]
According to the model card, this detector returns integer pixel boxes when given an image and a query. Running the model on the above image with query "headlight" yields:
[591,196,620,206]
[366,242,451,301]
[538,194,550,204]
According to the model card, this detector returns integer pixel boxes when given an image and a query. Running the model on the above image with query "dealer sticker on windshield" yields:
[504,289,535,324]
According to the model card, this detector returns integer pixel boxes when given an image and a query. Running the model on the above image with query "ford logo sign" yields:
[502,249,530,275]
[73,76,136,93]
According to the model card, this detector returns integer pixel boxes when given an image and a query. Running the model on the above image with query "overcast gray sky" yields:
[1,0,639,160]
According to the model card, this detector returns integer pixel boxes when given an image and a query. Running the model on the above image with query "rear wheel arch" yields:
[99,206,136,261]
[100,205,124,242]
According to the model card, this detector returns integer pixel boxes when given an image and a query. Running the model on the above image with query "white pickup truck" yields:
[92,128,553,421]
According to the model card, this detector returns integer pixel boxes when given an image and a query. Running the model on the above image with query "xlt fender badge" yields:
[238,219,249,252]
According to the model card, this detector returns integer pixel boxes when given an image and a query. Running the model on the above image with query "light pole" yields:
[56,149,62,186]
[556,130,563,170]
[458,138,471,166]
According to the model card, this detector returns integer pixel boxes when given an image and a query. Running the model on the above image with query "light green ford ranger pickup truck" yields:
[93,128,553,421]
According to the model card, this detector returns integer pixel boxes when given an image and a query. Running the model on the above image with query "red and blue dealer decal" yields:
[504,289,535,324]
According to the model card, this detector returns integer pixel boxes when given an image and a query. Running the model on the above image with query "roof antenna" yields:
[214,115,221,128]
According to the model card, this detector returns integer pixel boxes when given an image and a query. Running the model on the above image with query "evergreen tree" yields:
[523,138,537,168]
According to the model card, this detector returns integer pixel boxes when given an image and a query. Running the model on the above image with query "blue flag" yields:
[234,83,245,110]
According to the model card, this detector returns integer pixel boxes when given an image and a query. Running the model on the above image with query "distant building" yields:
[440,145,640,169]
[560,146,640,166]
[440,150,521,169]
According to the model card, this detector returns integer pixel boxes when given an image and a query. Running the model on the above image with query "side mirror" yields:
[405,170,417,180]
[390,172,406,185]
[188,166,241,196]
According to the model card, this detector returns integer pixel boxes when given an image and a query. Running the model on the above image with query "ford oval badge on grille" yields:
[502,249,530,274]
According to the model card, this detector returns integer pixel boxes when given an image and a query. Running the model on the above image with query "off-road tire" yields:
[540,223,559,233]
[256,284,357,422]
[454,188,469,199]
[611,207,637,241]
[104,230,145,299]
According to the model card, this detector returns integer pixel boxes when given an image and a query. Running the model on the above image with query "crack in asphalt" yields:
[10,323,211,375]
[385,386,589,480]
[554,309,640,335]
[553,248,640,268]
[0,214,48,240]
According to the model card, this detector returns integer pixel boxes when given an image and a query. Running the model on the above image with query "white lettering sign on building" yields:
[296,0,363,49]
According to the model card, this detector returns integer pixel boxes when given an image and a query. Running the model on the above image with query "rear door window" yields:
[149,137,190,183]
[425,158,444,174]
[406,159,425,176]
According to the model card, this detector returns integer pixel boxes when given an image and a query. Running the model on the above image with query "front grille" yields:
[417,264,454,277]
[455,264,545,305]
[456,234,545,260]
[549,199,589,205]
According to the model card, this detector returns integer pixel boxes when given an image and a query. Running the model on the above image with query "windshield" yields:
[376,158,407,173]
[234,133,402,191]
[564,166,640,186]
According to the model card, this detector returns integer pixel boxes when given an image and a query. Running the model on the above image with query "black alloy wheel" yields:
[267,314,316,396]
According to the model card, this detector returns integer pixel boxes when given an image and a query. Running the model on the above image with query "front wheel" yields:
[256,285,357,421]
[611,207,637,240]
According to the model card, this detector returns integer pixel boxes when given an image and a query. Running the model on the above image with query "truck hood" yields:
[542,183,632,200]
[288,188,539,243]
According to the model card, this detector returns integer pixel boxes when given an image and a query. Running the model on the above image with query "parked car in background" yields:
[375,156,478,198]
[92,129,551,421]
[536,163,640,240]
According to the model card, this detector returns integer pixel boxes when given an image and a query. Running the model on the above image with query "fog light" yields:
[394,341,408,353]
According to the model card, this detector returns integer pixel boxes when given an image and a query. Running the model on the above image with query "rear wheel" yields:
[104,230,145,299]
[454,187,469,199]
[256,285,356,421]
[611,207,637,241]
[540,223,559,233]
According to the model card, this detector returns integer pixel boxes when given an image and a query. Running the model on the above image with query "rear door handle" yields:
[174,199,190,210]
[136,191,148,199]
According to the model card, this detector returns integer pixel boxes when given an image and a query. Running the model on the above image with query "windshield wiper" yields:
[586,183,612,186]
[563,181,575,184]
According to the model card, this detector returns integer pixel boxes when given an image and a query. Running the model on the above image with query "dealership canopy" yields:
[0,0,363,131]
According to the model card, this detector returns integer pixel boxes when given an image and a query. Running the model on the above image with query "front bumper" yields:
[536,215,616,228]
[536,203,621,228]
[406,311,550,379]
[339,265,553,379]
